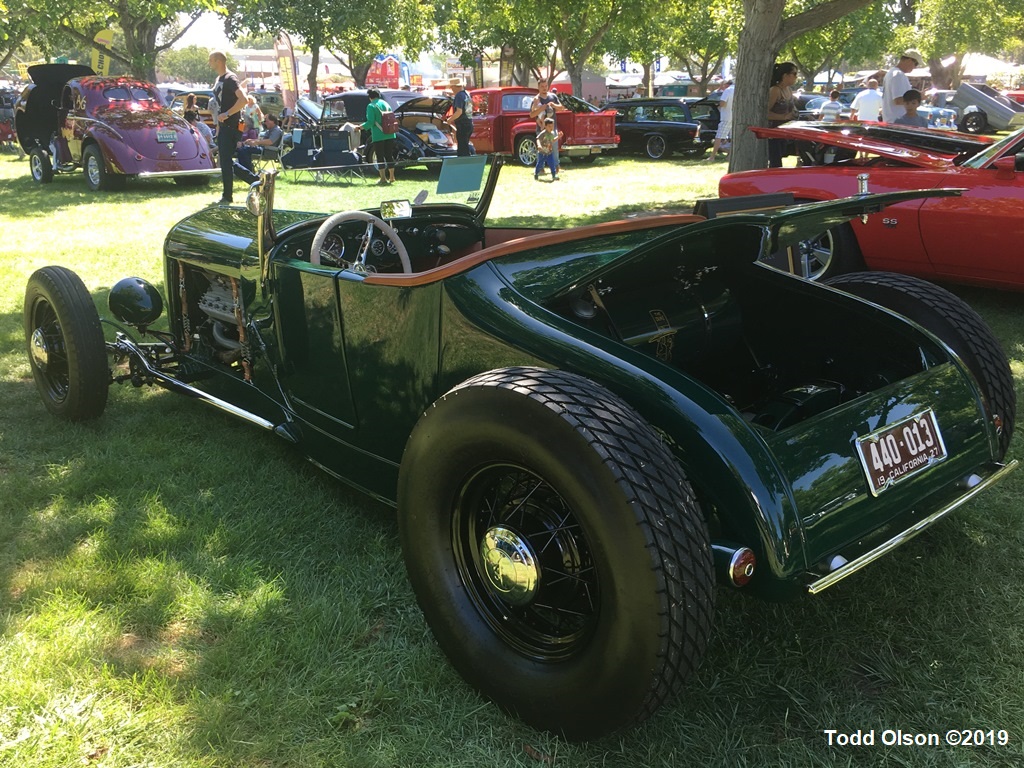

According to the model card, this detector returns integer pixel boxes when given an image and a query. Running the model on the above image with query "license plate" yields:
[157,129,176,144]
[855,409,947,496]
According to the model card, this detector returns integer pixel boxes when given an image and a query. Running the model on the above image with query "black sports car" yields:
[608,97,713,159]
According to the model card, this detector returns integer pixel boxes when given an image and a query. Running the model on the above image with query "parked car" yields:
[319,89,471,166]
[15,64,216,191]
[718,121,1024,291]
[248,88,284,118]
[797,94,854,121]
[916,90,959,129]
[607,97,708,159]
[168,89,216,128]
[24,155,1016,739]
[468,86,618,165]
[951,82,1024,133]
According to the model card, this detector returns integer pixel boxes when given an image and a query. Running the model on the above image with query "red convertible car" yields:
[15,64,216,191]
[719,121,1024,289]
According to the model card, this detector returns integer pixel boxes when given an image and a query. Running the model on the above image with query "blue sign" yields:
[620,59,627,73]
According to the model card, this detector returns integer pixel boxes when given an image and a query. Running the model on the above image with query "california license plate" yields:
[855,409,947,496]
[157,129,176,144]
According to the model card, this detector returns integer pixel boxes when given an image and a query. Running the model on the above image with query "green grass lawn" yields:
[2,150,1024,767]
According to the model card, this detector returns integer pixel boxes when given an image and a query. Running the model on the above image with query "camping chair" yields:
[253,132,285,172]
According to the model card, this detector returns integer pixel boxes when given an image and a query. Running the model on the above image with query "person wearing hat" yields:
[882,49,923,123]
[444,78,474,156]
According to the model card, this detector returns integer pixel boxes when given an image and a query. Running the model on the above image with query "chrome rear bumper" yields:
[806,460,1019,594]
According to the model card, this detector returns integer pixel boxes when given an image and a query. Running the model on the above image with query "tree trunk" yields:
[564,58,584,100]
[729,0,785,173]
[729,0,875,173]
[928,55,961,90]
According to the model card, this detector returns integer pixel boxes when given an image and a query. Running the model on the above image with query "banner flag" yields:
[274,31,299,109]
[91,29,115,76]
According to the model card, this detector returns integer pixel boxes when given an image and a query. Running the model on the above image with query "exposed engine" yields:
[197,274,246,355]
[181,268,254,380]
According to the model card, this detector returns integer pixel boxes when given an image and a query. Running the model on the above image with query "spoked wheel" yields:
[453,464,598,660]
[24,266,109,421]
[399,367,715,740]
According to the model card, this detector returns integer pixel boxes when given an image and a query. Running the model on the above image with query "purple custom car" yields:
[15,64,216,191]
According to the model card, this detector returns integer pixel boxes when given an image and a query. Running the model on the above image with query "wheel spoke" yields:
[455,464,599,659]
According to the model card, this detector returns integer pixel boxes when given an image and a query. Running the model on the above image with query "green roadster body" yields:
[25,155,1016,739]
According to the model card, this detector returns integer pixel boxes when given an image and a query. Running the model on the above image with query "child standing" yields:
[534,117,562,181]
[820,90,844,122]
[893,89,929,128]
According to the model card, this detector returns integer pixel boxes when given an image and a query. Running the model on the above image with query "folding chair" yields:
[253,133,285,172]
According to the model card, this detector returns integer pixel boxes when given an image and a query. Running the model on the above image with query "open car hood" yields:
[27,63,95,88]
[543,189,964,302]
[748,123,971,169]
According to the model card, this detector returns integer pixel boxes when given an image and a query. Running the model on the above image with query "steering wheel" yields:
[310,210,412,273]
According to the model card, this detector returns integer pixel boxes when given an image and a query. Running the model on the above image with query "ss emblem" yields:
[881,217,898,227]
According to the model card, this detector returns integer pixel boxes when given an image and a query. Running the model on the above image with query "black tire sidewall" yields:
[399,380,705,736]
[24,266,108,421]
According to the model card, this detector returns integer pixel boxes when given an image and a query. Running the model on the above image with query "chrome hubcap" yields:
[30,327,49,371]
[87,156,101,187]
[480,526,540,606]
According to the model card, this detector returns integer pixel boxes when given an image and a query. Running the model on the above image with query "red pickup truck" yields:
[469,87,618,165]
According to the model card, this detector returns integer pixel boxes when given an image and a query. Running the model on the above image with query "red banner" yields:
[274,31,299,109]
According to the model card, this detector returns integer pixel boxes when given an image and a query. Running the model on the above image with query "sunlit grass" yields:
[2,150,1024,767]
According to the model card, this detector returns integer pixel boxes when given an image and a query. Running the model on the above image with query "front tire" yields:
[398,367,715,740]
[826,273,1015,459]
[24,266,109,421]
[514,135,539,166]
[29,148,53,183]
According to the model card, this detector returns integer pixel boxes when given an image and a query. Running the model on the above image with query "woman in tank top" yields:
[766,61,799,168]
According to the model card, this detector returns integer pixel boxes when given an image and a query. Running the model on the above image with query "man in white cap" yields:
[882,49,923,123]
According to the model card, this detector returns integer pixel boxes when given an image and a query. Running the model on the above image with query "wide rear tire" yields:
[24,266,109,421]
[826,272,1014,459]
[398,367,715,740]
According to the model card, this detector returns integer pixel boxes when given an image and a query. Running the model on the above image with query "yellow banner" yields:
[91,29,115,76]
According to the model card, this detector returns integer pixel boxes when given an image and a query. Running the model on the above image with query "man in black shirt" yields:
[209,51,246,203]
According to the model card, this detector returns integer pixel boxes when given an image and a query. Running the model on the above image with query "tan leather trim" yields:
[363,213,705,286]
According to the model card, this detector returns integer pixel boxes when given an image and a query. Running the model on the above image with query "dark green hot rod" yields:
[24,156,1016,739]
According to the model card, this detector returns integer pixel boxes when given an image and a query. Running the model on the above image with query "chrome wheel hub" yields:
[480,526,540,606]
[30,327,50,371]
